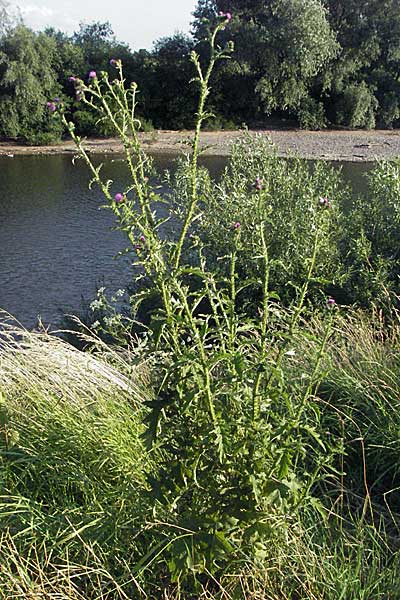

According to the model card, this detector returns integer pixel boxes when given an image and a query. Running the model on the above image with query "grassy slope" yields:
[0,311,400,598]
[0,316,152,598]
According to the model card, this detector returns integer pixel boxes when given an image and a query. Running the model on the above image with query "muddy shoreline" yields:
[1,129,400,162]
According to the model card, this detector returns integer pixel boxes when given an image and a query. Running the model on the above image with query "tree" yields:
[193,0,338,123]
[44,28,85,84]
[0,25,62,142]
[133,33,197,129]
[0,0,16,36]
[72,22,132,75]
[321,0,400,127]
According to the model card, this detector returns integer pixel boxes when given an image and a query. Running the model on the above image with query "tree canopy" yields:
[0,25,62,143]
[0,0,399,142]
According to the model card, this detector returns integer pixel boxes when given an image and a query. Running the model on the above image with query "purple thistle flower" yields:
[254,176,262,191]
[88,70,97,79]
[46,101,56,112]
[109,58,119,66]
[232,221,241,229]
[114,193,124,203]
[319,196,330,207]
[68,76,76,82]
[139,235,146,242]
[326,297,336,308]
[218,11,232,20]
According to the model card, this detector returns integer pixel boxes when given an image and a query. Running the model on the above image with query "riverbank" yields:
[1,128,400,161]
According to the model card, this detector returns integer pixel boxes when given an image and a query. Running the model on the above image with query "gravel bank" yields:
[1,129,399,161]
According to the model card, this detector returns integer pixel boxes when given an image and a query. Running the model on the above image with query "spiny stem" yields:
[173,24,228,272]
[252,189,270,422]
[263,226,321,402]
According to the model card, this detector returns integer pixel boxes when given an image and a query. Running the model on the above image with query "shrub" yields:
[341,159,400,308]
[172,134,349,306]
[22,128,62,145]
[297,95,328,130]
[335,82,378,129]
[203,114,238,130]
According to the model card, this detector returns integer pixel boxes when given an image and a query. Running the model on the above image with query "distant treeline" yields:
[0,0,399,143]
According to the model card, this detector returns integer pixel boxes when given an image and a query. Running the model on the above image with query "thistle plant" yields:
[54,12,340,585]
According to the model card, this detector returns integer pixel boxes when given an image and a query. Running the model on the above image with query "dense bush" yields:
[335,82,378,129]
[0,25,63,143]
[298,96,328,129]
[339,159,400,307]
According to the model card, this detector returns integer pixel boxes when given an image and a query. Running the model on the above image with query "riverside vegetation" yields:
[1,0,400,144]
[1,14,400,599]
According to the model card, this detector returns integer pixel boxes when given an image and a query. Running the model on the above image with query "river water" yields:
[0,154,372,329]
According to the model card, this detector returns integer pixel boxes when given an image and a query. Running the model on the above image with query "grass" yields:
[0,308,399,598]
[0,313,152,598]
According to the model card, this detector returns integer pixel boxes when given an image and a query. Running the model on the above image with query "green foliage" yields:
[72,21,131,73]
[203,114,237,129]
[141,33,198,129]
[340,159,400,307]
[320,0,400,128]
[1,0,400,138]
[194,0,338,124]
[55,22,398,592]
[175,134,348,305]
[335,81,378,129]
[44,27,86,84]
[0,321,152,597]
[192,0,400,129]
[3,12,400,600]
[298,96,328,129]
[0,25,62,142]
[313,310,400,505]
[1,312,400,598]
[56,23,339,585]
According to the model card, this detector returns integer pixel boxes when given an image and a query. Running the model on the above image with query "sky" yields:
[10,0,198,49]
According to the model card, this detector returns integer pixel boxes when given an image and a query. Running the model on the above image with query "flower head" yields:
[218,11,232,20]
[139,235,146,242]
[68,76,76,82]
[114,193,124,203]
[109,58,119,66]
[88,70,97,79]
[46,101,56,112]
[232,221,241,229]
[319,196,330,208]
[254,176,262,191]
[326,296,336,309]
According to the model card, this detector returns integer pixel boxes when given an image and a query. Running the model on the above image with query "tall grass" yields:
[0,314,152,598]
[1,311,400,598]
